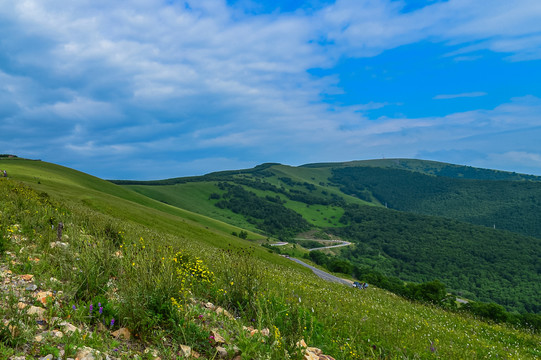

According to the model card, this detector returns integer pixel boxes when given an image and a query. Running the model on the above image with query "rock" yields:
[25,284,38,291]
[39,355,54,360]
[318,356,335,360]
[211,329,226,343]
[204,302,216,310]
[35,291,54,305]
[215,306,234,319]
[260,328,270,336]
[191,350,200,358]
[179,344,191,357]
[303,352,319,360]
[215,346,228,358]
[296,339,308,348]
[307,347,322,356]
[27,305,46,318]
[50,241,69,249]
[21,274,34,281]
[17,302,27,310]
[3,320,19,337]
[35,334,43,342]
[111,327,131,340]
[60,321,80,335]
[75,346,101,360]
[9,356,26,360]
[242,326,260,337]
[52,329,63,338]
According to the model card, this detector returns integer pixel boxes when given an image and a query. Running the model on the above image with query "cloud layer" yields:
[1,0,540,179]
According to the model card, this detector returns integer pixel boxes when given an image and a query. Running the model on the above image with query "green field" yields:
[1,157,540,359]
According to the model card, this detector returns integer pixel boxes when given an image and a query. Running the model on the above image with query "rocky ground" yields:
[0,235,335,360]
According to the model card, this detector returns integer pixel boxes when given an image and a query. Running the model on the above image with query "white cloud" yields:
[1,0,541,177]
[433,92,487,100]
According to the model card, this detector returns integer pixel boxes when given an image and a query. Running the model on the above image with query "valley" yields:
[0,157,539,359]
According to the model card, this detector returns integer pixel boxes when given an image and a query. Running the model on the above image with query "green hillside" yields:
[303,158,541,181]
[119,163,370,235]
[333,204,541,313]
[112,159,541,315]
[0,157,264,242]
[330,165,541,239]
[1,158,541,359]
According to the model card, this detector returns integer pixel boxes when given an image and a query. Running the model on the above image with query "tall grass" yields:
[1,177,540,359]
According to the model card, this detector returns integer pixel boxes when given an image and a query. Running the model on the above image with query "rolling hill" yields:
[1,157,540,359]
[112,159,541,314]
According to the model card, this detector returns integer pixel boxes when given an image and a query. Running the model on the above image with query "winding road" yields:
[305,240,352,252]
[286,256,353,286]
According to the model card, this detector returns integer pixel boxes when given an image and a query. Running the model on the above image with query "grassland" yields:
[0,158,540,359]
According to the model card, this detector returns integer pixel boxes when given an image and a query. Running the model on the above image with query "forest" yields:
[331,166,541,238]
[329,204,541,314]
[214,183,310,239]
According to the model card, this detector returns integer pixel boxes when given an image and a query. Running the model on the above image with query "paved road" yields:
[286,257,353,286]
[307,241,352,252]
[270,240,352,251]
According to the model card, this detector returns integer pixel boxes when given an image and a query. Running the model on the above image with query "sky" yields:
[1,0,541,180]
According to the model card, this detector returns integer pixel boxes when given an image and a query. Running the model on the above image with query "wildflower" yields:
[72,305,76,310]
[89,304,93,314]
[110,318,115,327]
[99,306,103,315]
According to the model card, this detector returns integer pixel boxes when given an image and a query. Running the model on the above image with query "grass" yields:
[116,162,372,234]
[126,182,264,234]
[0,159,540,359]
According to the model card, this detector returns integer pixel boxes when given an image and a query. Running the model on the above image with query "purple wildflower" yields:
[89,304,93,314]
[72,305,76,310]
[110,318,115,327]
[99,306,103,315]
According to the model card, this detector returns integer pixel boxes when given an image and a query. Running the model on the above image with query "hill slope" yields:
[1,158,540,359]
[112,159,541,314]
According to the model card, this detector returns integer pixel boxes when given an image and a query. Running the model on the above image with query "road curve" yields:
[307,241,352,252]
[286,257,353,286]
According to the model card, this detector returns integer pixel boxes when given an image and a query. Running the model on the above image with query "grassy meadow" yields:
[0,158,540,359]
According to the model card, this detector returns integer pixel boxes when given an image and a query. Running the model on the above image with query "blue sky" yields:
[1,0,541,179]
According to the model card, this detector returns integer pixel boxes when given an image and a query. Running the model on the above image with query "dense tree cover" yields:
[331,166,541,238]
[214,176,344,207]
[215,183,310,239]
[307,251,541,331]
[328,204,541,313]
